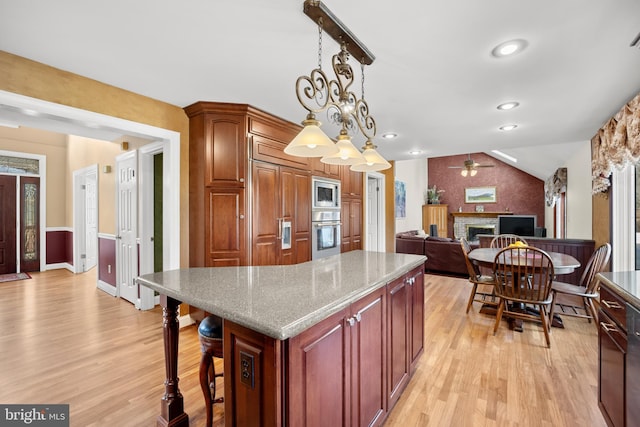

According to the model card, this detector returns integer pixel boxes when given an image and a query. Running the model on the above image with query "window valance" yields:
[545,167,567,207]
[592,92,640,194]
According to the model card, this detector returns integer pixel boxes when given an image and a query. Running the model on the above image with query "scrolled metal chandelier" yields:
[284,0,391,172]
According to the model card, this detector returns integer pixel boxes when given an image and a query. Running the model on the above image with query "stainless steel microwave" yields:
[312,177,341,209]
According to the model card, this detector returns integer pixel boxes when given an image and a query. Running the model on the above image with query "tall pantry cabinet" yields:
[185,101,311,269]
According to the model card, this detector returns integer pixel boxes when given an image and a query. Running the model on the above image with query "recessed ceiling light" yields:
[497,102,520,110]
[381,132,397,139]
[409,150,422,155]
[499,124,518,131]
[491,39,528,58]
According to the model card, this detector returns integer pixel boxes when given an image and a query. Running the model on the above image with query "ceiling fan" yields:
[448,154,494,177]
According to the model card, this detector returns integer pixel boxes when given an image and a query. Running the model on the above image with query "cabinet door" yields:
[351,287,387,427]
[599,309,626,427]
[408,267,424,371]
[292,170,311,263]
[205,188,245,266]
[350,198,362,250]
[341,166,363,198]
[252,162,279,266]
[387,275,409,408]
[288,308,351,427]
[311,157,341,179]
[342,199,352,253]
[205,114,246,187]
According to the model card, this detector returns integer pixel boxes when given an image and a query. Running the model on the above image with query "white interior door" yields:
[116,151,138,305]
[365,173,385,252]
[84,170,97,270]
[73,164,98,273]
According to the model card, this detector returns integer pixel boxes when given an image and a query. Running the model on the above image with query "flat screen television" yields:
[498,215,536,237]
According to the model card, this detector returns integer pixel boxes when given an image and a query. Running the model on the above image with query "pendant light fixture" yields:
[284,0,391,172]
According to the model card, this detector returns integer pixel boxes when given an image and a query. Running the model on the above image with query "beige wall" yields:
[66,135,123,234]
[0,51,190,267]
[0,126,67,227]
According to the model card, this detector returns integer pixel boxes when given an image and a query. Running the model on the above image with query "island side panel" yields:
[223,319,284,427]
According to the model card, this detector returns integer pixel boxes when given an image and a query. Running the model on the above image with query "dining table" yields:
[467,246,581,330]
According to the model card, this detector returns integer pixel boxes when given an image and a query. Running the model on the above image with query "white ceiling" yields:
[1,0,640,179]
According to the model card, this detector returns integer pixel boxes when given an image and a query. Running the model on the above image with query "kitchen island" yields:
[136,250,427,427]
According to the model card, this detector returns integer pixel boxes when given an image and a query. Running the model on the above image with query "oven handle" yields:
[314,222,342,227]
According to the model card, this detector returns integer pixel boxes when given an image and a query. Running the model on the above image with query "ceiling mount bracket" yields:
[303,0,375,65]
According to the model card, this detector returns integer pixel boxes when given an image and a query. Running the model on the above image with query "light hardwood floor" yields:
[0,269,606,426]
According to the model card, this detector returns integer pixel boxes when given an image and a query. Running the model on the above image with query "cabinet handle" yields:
[239,178,244,183]
[239,214,245,219]
[600,322,620,334]
[602,300,623,310]
[355,313,362,323]
[347,316,356,327]
[277,218,282,240]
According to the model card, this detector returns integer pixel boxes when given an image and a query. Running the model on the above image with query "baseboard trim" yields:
[97,280,117,297]
[179,314,195,329]
[45,263,74,272]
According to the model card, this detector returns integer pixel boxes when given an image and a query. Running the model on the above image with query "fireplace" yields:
[466,224,495,241]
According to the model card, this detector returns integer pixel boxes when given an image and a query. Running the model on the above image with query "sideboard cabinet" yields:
[422,204,448,238]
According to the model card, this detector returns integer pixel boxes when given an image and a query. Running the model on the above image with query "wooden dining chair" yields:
[492,246,555,347]
[548,243,611,327]
[490,234,528,248]
[461,237,497,313]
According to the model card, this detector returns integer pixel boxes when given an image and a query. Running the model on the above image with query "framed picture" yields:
[465,186,497,203]
[395,180,406,218]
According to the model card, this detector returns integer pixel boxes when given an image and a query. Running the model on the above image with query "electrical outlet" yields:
[240,351,255,388]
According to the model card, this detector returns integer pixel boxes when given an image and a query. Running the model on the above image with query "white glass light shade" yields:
[321,133,365,166]
[284,117,338,157]
[351,144,391,172]
[460,169,468,177]
[470,169,477,177]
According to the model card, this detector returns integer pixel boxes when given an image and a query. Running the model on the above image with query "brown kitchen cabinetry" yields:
[341,165,363,253]
[252,161,310,266]
[342,197,362,253]
[185,101,311,268]
[288,286,387,427]
[311,157,341,180]
[387,265,424,409]
[598,283,627,427]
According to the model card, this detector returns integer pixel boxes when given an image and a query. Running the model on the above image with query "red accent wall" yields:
[98,237,116,287]
[428,153,545,238]
[46,230,73,265]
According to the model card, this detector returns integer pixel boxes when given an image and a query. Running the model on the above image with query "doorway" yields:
[365,173,386,252]
[73,165,98,273]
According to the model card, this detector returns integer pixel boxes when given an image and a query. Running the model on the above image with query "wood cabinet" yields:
[342,197,362,252]
[422,204,448,238]
[185,101,311,268]
[288,286,387,427]
[341,166,363,253]
[311,157,341,180]
[252,161,310,266]
[598,284,628,427]
[222,264,424,426]
[187,107,248,267]
[387,266,425,409]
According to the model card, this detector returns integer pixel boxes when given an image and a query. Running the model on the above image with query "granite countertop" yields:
[597,271,640,308]
[136,251,426,340]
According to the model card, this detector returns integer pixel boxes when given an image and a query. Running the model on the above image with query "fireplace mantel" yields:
[451,212,513,218]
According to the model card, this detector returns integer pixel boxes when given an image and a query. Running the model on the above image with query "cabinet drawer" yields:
[601,285,627,331]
